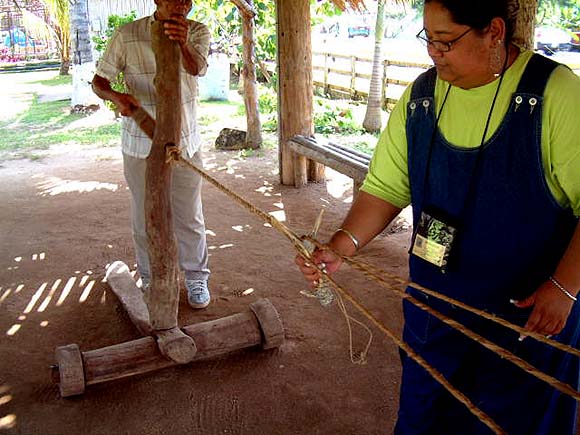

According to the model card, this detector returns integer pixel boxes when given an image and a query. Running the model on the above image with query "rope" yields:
[174,154,509,431]
[346,256,580,359]
[304,236,580,359]
[303,238,580,402]
[172,151,578,433]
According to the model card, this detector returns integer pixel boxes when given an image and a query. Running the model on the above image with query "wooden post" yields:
[277,0,322,187]
[350,56,356,98]
[146,21,196,364]
[53,299,285,397]
[106,261,152,336]
[324,53,329,94]
[381,60,388,110]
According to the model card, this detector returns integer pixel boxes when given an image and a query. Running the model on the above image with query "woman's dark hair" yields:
[424,0,519,42]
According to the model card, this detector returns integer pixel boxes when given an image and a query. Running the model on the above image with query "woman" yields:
[296,1,580,433]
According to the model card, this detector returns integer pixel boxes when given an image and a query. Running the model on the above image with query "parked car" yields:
[535,26,572,55]
[348,21,371,38]
[571,31,580,52]
[316,15,371,39]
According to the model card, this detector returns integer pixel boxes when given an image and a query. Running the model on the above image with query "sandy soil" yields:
[0,129,413,434]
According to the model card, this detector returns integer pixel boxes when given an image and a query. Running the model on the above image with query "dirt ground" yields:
[0,126,414,434]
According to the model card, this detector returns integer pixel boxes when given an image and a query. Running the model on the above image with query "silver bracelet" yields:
[549,276,577,302]
[335,228,360,251]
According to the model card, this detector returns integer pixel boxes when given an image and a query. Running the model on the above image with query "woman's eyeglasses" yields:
[416,27,473,52]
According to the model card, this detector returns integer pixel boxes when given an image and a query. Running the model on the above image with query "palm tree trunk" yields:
[70,0,93,65]
[362,0,386,133]
[59,58,70,75]
[40,0,71,75]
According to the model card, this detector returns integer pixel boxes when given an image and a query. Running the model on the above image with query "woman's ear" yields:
[488,17,507,46]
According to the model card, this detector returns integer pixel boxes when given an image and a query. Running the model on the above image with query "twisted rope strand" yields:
[174,155,506,432]
[320,271,505,434]
[171,153,578,432]
[305,235,580,360]
[302,237,580,401]
[348,261,580,401]
[346,254,580,359]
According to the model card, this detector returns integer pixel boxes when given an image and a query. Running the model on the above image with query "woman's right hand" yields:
[295,247,343,288]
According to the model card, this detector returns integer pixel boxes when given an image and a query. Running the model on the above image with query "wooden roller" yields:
[53,298,284,397]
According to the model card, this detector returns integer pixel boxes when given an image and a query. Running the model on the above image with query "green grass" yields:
[0,70,383,160]
[31,74,73,87]
[0,96,120,152]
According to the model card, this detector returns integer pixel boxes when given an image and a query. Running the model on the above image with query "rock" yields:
[71,104,100,115]
[215,128,247,150]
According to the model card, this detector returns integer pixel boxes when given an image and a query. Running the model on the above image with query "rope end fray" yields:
[165,142,182,163]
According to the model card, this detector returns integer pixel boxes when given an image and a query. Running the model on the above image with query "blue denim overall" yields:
[396,54,580,435]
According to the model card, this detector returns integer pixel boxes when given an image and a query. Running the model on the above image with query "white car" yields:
[535,26,572,55]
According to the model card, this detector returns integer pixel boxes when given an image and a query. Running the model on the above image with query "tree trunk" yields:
[240,0,262,149]
[59,58,70,75]
[513,0,537,50]
[362,0,386,133]
[147,21,181,331]
[276,0,320,186]
[70,0,99,107]
[70,0,93,65]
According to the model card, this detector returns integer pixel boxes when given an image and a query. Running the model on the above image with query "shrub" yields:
[92,11,137,115]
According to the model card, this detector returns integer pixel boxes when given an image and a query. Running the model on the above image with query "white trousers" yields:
[123,152,210,282]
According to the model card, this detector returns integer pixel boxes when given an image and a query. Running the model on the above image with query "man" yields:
[92,0,212,309]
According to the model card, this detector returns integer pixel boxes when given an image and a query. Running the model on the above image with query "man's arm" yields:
[162,16,209,76]
[179,43,208,76]
[92,74,140,117]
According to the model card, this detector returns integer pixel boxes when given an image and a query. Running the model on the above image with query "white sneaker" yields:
[140,277,150,291]
[185,279,211,309]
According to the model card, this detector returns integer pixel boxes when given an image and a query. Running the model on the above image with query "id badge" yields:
[411,208,458,272]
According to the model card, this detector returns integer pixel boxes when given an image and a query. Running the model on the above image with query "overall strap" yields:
[515,53,561,96]
[410,66,437,100]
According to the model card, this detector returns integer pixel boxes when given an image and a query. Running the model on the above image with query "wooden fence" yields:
[312,50,580,107]
[313,51,431,107]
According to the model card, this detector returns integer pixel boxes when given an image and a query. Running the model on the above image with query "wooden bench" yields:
[288,135,371,193]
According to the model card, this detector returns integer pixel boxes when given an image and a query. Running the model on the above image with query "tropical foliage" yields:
[192,0,342,70]
[10,0,70,73]
[38,0,70,74]
[538,0,580,29]
[91,11,137,115]
[92,10,137,54]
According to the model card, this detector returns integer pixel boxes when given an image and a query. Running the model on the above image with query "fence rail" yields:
[312,50,580,107]
[313,50,432,107]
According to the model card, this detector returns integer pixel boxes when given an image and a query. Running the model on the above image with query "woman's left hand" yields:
[513,280,575,336]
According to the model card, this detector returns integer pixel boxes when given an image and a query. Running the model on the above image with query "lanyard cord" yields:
[419,46,510,222]
[420,83,451,202]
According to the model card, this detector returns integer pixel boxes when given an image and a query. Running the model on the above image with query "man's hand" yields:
[92,74,140,117]
[163,14,190,46]
[113,93,140,117]
[513,280,575,336]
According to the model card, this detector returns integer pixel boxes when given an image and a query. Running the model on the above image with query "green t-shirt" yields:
[361,50,580,217]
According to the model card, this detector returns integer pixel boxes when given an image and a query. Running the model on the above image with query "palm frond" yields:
[21,9,55,42]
